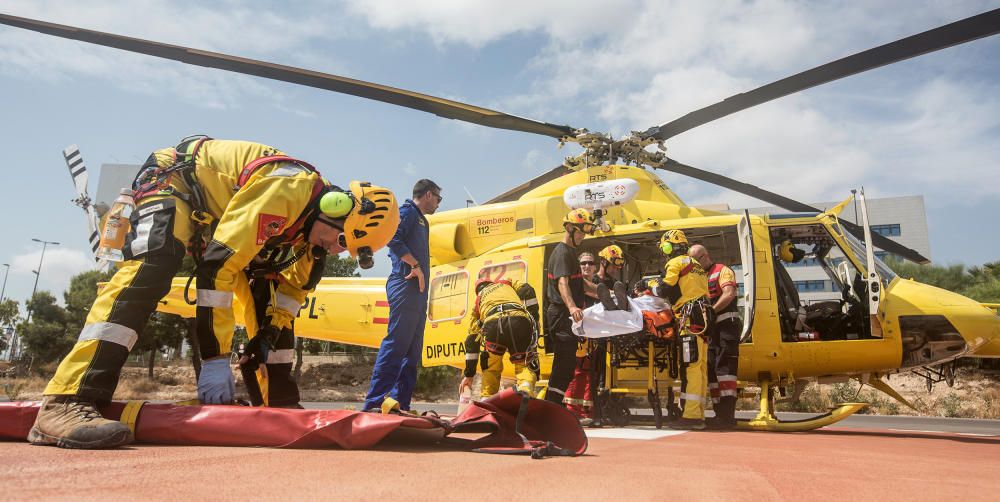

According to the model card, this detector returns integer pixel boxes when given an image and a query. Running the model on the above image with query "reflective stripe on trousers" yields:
[266,348,295,364]
[274,292,302,316]
[78,322,139,350]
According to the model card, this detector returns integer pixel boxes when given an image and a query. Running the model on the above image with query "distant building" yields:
[730,195,930,304]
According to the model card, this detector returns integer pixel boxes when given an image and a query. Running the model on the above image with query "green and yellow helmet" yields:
[317,181,399,269]
[659,229,688,255]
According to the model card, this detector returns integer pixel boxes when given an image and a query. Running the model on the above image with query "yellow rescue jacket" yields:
[148,139,326,342]
[661,255,709,312]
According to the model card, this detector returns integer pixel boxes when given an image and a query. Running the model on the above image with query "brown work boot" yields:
[28,396,133,449]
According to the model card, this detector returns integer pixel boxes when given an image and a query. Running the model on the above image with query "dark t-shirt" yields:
[546,242,586,311]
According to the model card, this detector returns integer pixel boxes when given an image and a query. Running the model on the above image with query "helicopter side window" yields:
[477,260,528,284]
[427,270,470,323]
[770,224,870,342]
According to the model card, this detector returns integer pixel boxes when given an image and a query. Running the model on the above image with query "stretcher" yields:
[573,297,680,429]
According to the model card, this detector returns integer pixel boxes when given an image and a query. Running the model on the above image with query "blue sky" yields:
[1,0,998,306]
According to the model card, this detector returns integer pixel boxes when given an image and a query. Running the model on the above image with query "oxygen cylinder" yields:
[96,188,135,262]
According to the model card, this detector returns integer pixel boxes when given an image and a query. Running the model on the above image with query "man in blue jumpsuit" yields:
[364,179,442,412]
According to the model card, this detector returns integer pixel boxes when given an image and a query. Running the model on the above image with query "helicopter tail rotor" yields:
[62,144,103,264]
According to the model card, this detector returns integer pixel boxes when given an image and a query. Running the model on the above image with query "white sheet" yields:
[571,298,645,338]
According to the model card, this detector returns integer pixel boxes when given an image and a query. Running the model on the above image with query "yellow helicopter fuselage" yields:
[158,165,1000,388]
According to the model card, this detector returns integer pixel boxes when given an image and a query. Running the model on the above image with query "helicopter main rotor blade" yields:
[658,158,930,264]
[642,8,1000,141]
[0,13,576,139]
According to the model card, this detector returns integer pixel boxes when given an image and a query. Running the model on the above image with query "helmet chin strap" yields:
[316,215,345,232]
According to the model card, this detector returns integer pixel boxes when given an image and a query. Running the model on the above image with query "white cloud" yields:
[3,0,997,264]
[402,162,418,175]
[9,247,97,300]
[0,0,349,113]
[344,0,633,48]
[449,1,999,210]
[521,149,541,170]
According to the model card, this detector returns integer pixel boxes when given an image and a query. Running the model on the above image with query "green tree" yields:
[887,259,967,293]
[18,292,72,365]
[962,279,1000,304]
[886,259,1000,303]
[135,312,187,378]
[323,255,360,278]
[63,269,115,336]
[0,299,19,353]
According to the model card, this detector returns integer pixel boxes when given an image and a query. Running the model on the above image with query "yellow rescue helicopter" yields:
[4,9,999,431]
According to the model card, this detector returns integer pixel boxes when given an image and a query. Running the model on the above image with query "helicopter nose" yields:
[886,279,1000,362]
[962,306,1000,357]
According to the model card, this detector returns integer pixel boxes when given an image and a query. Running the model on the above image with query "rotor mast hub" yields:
[561,131,668,171]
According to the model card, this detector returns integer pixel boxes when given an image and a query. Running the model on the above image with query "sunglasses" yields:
[431,192,442,203]
[579,261,595,266]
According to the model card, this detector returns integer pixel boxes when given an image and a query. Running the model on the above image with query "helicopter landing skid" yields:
[737,379,868,432]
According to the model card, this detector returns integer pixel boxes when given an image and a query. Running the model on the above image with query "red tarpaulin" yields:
[0,389,587,455]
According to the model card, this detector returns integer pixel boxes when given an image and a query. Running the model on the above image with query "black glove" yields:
[244,324,281,365]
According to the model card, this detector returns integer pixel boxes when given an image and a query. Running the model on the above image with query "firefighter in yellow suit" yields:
[459,279,540,398]
[29,136,399,449]
[658,229,711,430]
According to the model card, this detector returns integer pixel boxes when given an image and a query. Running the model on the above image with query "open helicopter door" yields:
[856,188,883,337]
[738,210,756,342]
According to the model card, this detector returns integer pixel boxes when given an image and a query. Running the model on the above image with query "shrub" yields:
[415,365,461,398]
[939,392,963,418]
[3,381,26,401]
[828,382,860,404]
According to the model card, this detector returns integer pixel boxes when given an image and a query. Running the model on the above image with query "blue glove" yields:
[198,357,235,404]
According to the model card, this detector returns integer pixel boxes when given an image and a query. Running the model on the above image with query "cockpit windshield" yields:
[841,230,898,285]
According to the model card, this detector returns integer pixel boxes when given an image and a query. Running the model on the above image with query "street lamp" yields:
[25,239,59,325]
[1,263,9,303]
[1,263,8,360]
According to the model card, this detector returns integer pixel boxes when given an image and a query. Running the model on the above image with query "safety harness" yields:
[474,281,539,363]
[132,136,328,303]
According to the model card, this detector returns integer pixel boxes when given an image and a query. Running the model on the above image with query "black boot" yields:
[597,283,618,310]
[613,281,630,311]
[718,397,738,429]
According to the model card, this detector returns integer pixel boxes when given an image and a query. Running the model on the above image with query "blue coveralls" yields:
[363,200,430,411]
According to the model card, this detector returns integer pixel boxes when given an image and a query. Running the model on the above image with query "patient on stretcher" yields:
[572,279,668,338]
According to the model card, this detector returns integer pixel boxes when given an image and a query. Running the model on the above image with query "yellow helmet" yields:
[599,245,625,267]
[339,181,399,268]
[778,240,805,263]
[659,229,688,255]
[563,208,596,235]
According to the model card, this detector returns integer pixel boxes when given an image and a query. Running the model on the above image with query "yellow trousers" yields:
[45,194,254,400]
[678,334,708,420]
[480,352,536,398]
